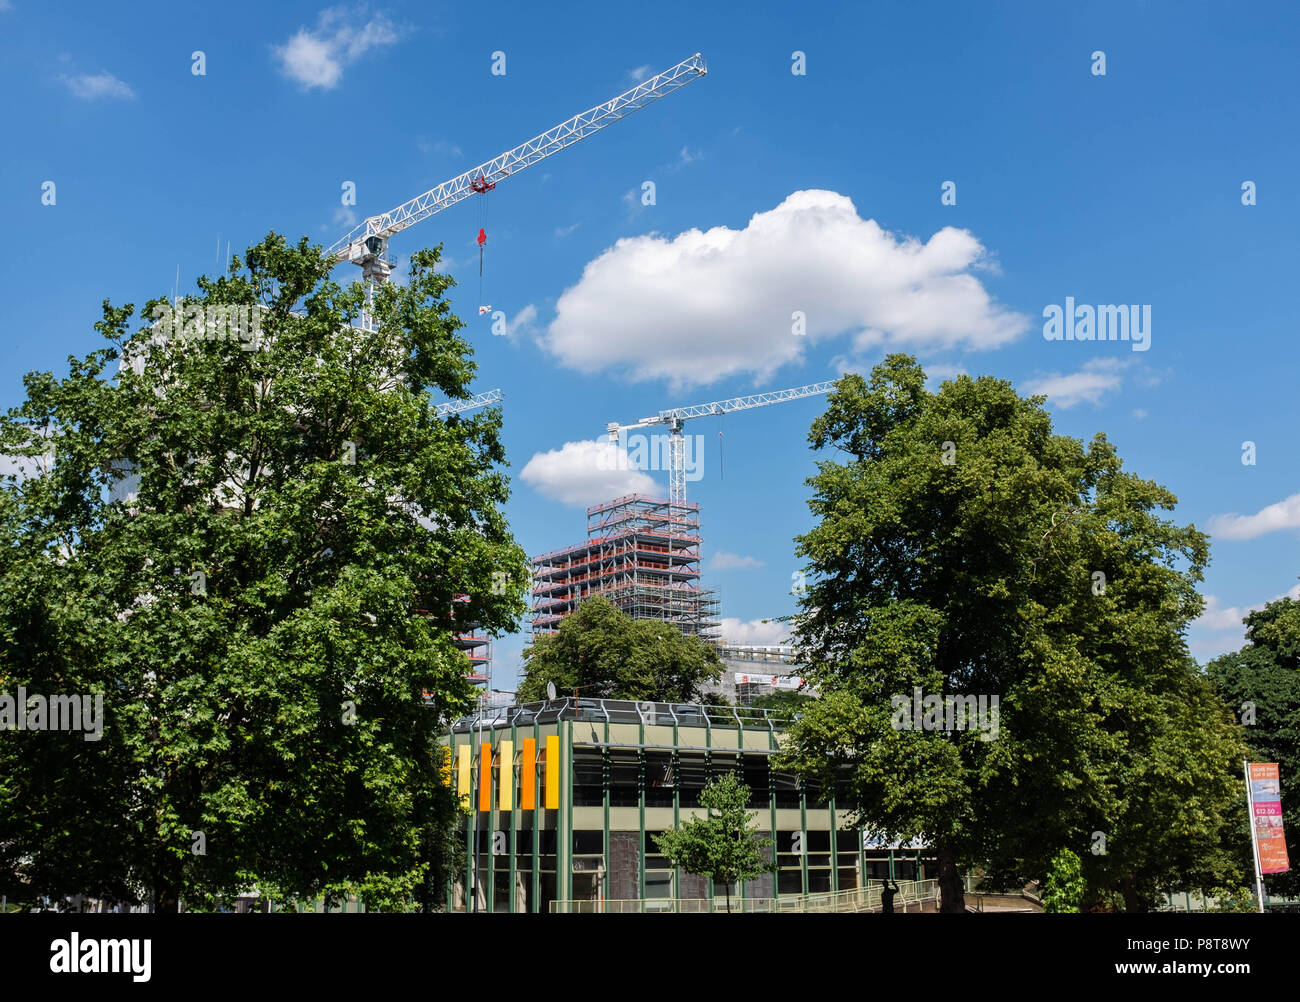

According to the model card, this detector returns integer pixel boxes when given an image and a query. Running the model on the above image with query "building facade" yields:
[531,495,720,641]
[442,698,932,913]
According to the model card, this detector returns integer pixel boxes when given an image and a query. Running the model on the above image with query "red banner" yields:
[1249,763,1290,874]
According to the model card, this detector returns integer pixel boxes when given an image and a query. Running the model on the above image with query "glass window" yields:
[610,755,640,807]
[676,756,710,808]
[645,870,674,899]
[742,758,770,808]
[646,753,674,807]
[572,750,604,807]
[772,771,801,809]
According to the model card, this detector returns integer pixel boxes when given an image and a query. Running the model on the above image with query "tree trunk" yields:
[154,882,180,914]
[936,843,966,914]
[1121,875,1142,914]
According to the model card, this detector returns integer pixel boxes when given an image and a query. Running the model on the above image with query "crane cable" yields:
[719,411,724,480]
[476,188,490,309]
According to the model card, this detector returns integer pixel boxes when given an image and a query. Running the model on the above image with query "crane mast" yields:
[326,53,708,298]
[606,380,837,510]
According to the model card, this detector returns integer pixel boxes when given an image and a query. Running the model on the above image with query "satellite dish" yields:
[546,681,557,701]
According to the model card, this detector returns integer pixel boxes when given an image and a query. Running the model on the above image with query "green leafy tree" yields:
[748,690,814,722]
[1206,592,1300,899]
[778,355,1245,913]
[0,234,529,911]
[1042,848,1084,912]
[1207,886,1257,913]
[654,771,774,912]
[517,596,722,703]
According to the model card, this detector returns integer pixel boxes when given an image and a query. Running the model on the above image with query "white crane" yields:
[325,53,708,318]
[606,381,837,510]
[434,387,502,418]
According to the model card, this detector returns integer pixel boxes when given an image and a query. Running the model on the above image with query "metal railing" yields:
[449,697,785,734]
[550,878,940,914]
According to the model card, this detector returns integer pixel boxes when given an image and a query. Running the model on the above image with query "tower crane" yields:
[434,387,502,418]
[606,381,837,511]
[325,53,707,325]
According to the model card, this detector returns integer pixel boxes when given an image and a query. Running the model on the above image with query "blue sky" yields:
[3,0,1298,688]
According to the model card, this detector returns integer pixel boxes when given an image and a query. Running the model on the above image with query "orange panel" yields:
[478,742,492,812]
[521,737,537,809]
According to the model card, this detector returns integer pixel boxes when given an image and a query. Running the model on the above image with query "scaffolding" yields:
[452,594,491,684]
[531,494,719,641]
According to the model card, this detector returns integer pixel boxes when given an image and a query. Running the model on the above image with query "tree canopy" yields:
[1206,592,1300,899]
[777,355,1245,912]
[517,596,723,703]
[0,233,529,911]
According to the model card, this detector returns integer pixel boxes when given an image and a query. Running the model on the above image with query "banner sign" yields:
[1248,763,1291,874]
[734,672,805,690]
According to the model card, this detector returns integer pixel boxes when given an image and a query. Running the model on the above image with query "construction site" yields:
[302,51,834,698]
[530,494,720,641]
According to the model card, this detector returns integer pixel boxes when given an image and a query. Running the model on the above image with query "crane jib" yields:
[327,53,706,266]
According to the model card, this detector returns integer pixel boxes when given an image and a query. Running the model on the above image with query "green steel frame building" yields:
[443,698,933,913]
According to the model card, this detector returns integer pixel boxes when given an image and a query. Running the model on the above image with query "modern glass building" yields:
[442,698,934,913]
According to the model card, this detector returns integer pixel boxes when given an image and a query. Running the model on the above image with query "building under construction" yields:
[531,494,719,641]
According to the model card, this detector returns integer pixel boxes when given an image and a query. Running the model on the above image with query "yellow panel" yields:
[521,738,537,809]
[479,742,492,812]
[544,735,560,810]
[498,739,514,812]
[456,744,471,801]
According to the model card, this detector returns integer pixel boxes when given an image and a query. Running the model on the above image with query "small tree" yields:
[518,596,723,703]
[1042,848,1085,913]
[654,772,774,912]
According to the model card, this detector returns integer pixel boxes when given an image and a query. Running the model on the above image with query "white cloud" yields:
[628,65,652,82]
[1207,491,1300,541]
[1132,408,1148,420]
[0,451,51,482]
[502,304,537,339]
[1023,358,1127,409]
[520,439,657,507]
[545,190,1027,387]
[1194,583,1300,634]
[332,205,357,228]
[709,551,765,571]
[60,72,134,100]
[718,617,790,646]
[416,137,463,158]
[275,7,400,91]
[663,146,702,173]
[554,221,581,238]
[924,362,968,390]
